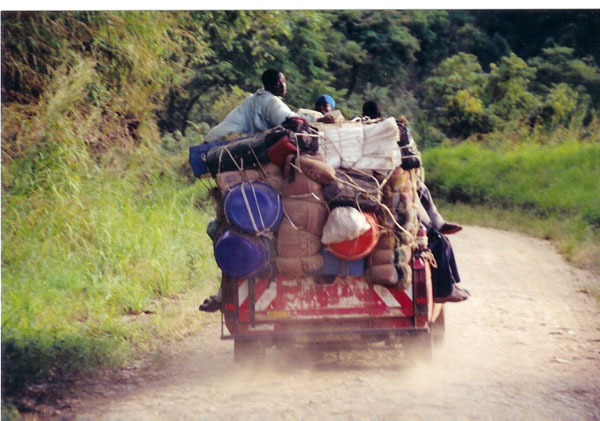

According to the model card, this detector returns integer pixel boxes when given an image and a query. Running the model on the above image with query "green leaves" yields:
[423,53,492,137]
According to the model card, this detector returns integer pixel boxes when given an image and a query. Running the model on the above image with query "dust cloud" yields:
[72,226,600,420]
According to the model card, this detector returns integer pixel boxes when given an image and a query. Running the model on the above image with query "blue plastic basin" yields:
[214,229,269,278]
[222,181,282,234]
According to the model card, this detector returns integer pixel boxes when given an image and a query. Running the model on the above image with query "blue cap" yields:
[315,94,335,110]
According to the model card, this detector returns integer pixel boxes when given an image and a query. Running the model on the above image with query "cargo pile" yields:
[190,116,427,288]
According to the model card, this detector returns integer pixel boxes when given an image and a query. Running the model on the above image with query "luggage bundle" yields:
[276,154,329,276]
[191,116,427,287]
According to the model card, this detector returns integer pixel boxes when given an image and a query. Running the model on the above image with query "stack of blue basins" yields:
[214,181,282,278]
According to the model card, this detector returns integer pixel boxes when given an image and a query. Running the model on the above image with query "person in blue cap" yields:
[312,94,338,124]
[314,94,335,115]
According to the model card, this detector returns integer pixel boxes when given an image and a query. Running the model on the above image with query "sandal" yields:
[439,222,462,235]
[199,296,222,312]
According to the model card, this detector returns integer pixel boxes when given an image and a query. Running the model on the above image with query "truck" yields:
[220,255,444,364]
[191,116,445,364]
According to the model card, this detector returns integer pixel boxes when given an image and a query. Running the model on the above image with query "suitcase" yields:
[189,140,228,177]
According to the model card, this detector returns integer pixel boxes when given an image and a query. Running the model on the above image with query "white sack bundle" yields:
[321,206,371,244]
[317,117,401,171]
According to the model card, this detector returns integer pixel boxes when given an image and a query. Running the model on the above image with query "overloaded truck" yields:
[190,115,444,363]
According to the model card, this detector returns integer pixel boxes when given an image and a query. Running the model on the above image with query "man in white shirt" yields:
[204,69,298,142]
[200,69,298,313]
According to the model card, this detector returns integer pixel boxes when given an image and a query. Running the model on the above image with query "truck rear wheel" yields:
[233,338,265,365]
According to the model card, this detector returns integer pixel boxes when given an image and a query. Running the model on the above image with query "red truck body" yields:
[221,251,442,361]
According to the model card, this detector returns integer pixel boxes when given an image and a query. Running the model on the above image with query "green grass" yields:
[1,144,220,396]
[422,138,600,273]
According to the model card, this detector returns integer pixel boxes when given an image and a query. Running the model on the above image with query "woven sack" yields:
[375,231,396,250]
[322,169,382,212]
[276,219,321,258]
[276,254,324,276]
[216,163,283,194]
[282,155,323,197]
[368,248,395,266]
[296,156,336,185]
[366,263,398,287]
[396,261,412,290]
[282,197,328,236]
[389,168,408,192]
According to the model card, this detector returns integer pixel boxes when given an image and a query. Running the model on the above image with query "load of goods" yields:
[189,116,430,289]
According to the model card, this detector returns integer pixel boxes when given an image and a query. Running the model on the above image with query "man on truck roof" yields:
[204,69,299,142]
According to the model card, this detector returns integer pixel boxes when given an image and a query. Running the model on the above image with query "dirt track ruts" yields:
[71,226,600,420]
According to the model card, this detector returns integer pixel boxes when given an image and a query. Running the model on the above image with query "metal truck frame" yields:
[220,249,444,363]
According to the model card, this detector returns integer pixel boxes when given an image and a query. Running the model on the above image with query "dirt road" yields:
[72,226,600,420]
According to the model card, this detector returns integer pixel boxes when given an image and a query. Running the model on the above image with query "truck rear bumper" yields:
[221,326,429,341]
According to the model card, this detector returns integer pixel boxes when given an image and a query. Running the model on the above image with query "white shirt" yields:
[205,89,298,142]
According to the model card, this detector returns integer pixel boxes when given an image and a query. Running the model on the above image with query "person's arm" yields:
[264,95,298,128]
[317,114,336,123]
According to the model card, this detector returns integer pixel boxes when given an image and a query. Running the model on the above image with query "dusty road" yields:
[72,226,600,420]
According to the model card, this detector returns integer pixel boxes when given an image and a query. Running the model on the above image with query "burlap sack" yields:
[322,169,382,212]
[375,231,396,250]
[366,263,398,287]
[282,155,323,197]
[368,248,395,266]
[395,245,413,289]
[297,156,336,185]
[276,254,324,276]
[396,244,412,264]
[216,170,255,192]
[276,219,321,258]
[389,168,408,192]
[282,197,328,236]
[216,162,284,193]
[396,262,412,290]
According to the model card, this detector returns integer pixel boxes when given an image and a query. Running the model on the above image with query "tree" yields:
[528,46,600,108]
[406,10,509,75]
[273,11,346,112]
[157,11,291,135]
[484,53,539,127]
[328,11,419,98]
[423,53,492,138]
[473,10,600,66]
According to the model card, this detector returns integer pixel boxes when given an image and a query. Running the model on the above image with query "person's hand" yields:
[317,114,335,124]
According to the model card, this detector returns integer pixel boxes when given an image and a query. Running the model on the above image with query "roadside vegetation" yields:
[423,132,600,274]
[2,10,599,409]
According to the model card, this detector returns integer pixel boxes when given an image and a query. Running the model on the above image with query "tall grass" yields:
[2,140,220,394]
[1,11,215,398]
[422,133,600,271]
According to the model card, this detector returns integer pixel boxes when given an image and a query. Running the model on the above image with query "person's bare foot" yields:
[434,286,470,303]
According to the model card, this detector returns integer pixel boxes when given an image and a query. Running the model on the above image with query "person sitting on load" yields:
[204,69,299,142]
[361,101,462,236]
[296,94,341,124]
[200,70,321,313]
[362,100,469,303]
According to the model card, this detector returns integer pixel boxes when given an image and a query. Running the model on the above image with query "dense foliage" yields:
[2,10,599,401]
[149,10,600,143]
